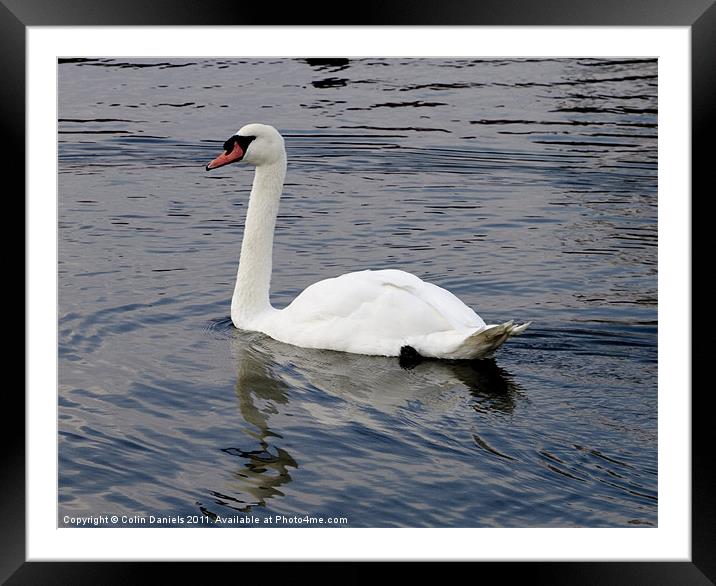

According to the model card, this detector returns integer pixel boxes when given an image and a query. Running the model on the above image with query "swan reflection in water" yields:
[211,327,526,514]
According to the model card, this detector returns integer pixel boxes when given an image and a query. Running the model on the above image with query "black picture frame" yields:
[10,0,713,582]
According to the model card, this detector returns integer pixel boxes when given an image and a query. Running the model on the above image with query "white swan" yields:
[206,123,530,360]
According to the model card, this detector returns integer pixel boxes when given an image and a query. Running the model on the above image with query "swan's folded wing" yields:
[363,269,485,330]
[281,269,484,337]
[261,269,523,358]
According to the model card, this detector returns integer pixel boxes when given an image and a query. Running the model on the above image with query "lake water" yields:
[58,58,657,528]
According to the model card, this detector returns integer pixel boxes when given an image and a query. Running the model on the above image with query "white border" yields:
[28,26,690,561]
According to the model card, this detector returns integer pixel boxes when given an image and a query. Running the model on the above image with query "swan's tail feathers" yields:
[452,320,531,360]
[508,321,531,336]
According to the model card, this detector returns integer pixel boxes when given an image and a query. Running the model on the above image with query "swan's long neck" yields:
[231,156,286,327]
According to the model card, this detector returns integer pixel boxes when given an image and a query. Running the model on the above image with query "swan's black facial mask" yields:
[206,135,256,171]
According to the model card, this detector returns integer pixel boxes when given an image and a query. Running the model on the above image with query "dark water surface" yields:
[58,58,657,528]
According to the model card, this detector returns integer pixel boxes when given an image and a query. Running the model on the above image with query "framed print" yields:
[13,0,713,582]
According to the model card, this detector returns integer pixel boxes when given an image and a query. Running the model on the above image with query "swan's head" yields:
[206,123,285,171]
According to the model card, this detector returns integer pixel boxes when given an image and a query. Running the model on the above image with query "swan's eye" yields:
[223,135,256,154]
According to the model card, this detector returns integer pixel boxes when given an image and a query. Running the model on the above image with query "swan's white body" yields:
[207,123,529,360]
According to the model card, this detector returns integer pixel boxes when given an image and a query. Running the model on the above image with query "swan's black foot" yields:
[399,345,422,370]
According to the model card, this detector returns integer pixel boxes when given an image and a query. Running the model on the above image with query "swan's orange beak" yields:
[206,141,245,171]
